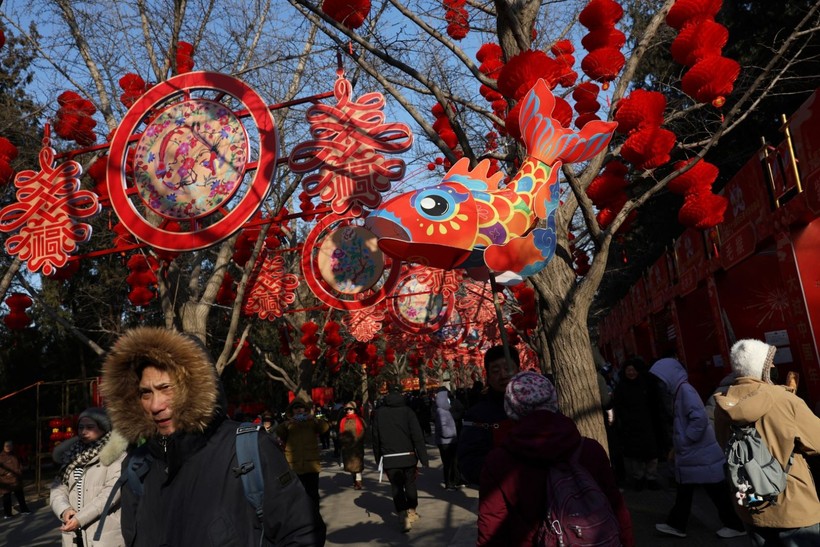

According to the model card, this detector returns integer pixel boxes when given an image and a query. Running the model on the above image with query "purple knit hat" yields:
[504,371,558,420]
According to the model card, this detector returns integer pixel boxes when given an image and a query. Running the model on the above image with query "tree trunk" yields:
[180,300,209,344]
[530,253,607,448]
[0,258,22,303]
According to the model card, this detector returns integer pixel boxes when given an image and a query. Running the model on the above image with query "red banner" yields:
[647,253,672,312]
[718,156,771,269]
[674,229,706,296]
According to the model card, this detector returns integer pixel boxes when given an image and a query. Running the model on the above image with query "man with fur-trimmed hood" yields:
[715,338,820,544]
[101,327,325,546]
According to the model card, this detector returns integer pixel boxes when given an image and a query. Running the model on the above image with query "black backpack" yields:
[535,444,621,547]
[93,423,264,540]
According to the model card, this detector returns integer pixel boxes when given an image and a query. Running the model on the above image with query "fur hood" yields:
[52,430,129,467]
[101,327,219,443]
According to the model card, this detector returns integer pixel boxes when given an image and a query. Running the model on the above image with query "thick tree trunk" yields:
[530,253,607,448]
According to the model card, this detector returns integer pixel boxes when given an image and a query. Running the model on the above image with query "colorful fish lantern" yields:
[365,79,617,284]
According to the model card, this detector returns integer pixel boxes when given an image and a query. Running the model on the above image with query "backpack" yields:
[535,443,621,547]
[93,422,264,541]
[725,423,793,509]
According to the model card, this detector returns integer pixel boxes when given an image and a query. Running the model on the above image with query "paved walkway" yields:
[1,441,751,546]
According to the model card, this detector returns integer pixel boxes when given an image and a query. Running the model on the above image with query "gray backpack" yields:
[725,423,792,509]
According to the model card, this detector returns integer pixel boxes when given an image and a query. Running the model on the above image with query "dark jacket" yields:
[101,327,325,547]
[457,389,512,485]
[371,393,428,469]
[477,410,634,547]
[613,373,664,459]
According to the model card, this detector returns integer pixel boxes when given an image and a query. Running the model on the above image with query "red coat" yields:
[477,409,634,547]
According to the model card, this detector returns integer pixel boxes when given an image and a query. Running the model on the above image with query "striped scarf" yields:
[59,432,111,486]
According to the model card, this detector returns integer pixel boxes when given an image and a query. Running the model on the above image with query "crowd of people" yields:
[2,327,820,546]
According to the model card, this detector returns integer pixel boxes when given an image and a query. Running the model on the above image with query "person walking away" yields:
[1,440,30,519]
[715,338,820,546]
[613,358,664,490]
[649,357,746,539]
[339,402,366,489]
[50,407,127,547]
[433,387,459,490]
[372,386,429,533]
[275,400,330,512]
[101,327,325,546]
[457,345,520,485]
[477,371,634,546]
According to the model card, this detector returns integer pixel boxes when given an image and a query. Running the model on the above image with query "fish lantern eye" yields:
[419,194,449,217]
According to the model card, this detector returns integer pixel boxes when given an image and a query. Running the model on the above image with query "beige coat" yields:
[715,378,820,529]
[49,433,128,547]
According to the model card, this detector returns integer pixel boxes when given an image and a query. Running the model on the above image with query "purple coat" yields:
[649,358,725,484]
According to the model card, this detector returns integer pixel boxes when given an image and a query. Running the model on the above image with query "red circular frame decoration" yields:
[301,212,401,310]
[387,269,455,335]
[107,72,278,251]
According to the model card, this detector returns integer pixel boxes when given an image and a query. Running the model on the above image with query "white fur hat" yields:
[730,339,776,382]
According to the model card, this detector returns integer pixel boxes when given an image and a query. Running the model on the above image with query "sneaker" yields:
[400,511,411,532]
[353,480,362,490]
[407,509,420,523]
[716,527,746,539]
[656,523,687,538]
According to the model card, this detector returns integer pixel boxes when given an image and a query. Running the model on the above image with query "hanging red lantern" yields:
[0,137,18,185]
[580,47,625,88]
[666,0,723,31]
[579,0,624,29]
[118,73,147,108]
[620,126,676,170]
[681,55,740,107]
[4,292,33,330]
[595,195,628,229]
[668,159,719,195]
[175,42,195,73]
[321,0,371,30]
[581,27,626,52]
[216,272,237,306]
[671,20,728,67]
[126,254,159,307]
[678,191,728,229]
[54,91,97,146]
[444,1,470,40]
[613,89,666,134]
[498,50,561,99]
[586,161,628,207]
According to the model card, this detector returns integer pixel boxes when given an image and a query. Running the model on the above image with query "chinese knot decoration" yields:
[0,142,100,275]
[288,72,413,217]
[243,253,300,320]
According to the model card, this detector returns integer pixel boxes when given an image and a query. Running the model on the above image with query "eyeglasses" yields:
[345,408,355,412]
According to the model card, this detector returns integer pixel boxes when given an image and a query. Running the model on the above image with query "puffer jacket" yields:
[433,390,457,446]
[50,433,128,547]
[275,412,329,475]
[372,392,428,469]
[715,377,820,528]
[101,327,325,547]
[477,409,634,547]
[0,451,22,495]
[649,358,725,484]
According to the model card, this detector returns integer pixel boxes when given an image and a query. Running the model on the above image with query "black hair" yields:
[483,345,520,368]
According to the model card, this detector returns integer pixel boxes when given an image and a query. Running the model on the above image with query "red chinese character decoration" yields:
[288,73,413,217]
[0,143,100,275]
[343,304,386,342]
[243,253,300,320]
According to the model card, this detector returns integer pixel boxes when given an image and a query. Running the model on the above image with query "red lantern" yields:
[119,73,147,108]
[54,91,97,146]
[216,272,237,306]
[666,0,723,31]
[678,192,728,229]
[321,0,371,30]
[671,20,728,67]
[579,0,624,29]
[498,50,561,99]
[4,293,33,330]
[445,4,470,40]
[176,42,195,73]
[614,89,666,134]
[620,126,676,170]
[586,161,629,207]
[668,159,719,195]
[126,254,159,307]
[580,47,625,87]
[681,55,740,107]
[0,137,18,185]
[581,27,626,52]
[235,341,253,373]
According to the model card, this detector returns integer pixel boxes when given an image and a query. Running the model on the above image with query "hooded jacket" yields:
[371,392,428,469]
[101,327,325,547]
[715,377,820,528]
[50,433,128,547]
[433,390,457,446]
[649,358,725,484]
[477,410,633,547]
[275,404,329,475]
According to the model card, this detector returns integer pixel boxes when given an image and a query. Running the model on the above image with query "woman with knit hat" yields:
[339,401,366,489]
[477,371,633,546]
[715,339,820,545]
[49,407,128,547]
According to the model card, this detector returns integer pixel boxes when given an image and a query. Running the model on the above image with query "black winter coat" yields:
[371,393,429,469]
[613,375,665,459]
[120,417,325,547]
[456,389,512,485]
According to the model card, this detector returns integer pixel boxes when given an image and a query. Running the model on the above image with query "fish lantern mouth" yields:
[365,215,472,270]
